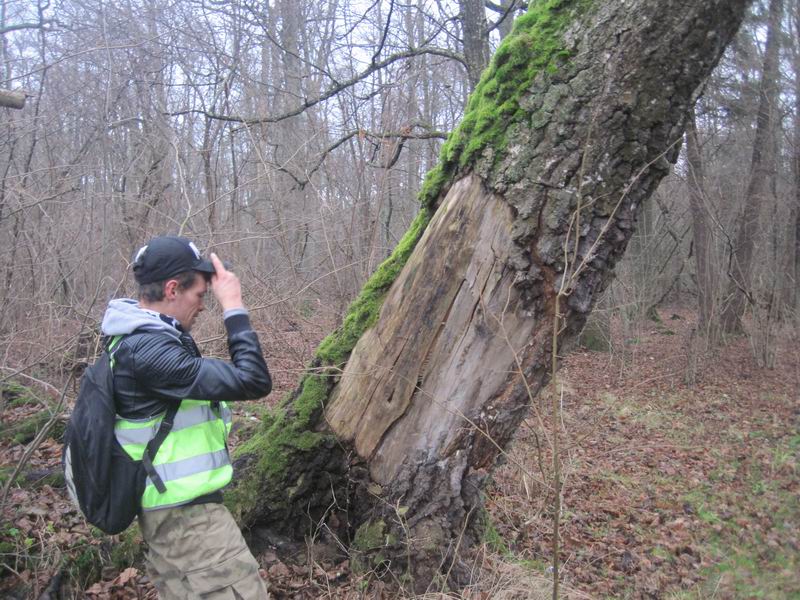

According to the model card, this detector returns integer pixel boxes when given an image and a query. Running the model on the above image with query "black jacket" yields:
[110,312,271,420]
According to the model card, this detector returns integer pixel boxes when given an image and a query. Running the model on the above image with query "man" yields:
[101,235,271,599]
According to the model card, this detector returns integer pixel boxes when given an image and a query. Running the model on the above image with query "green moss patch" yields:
[228,372,332,521]
[0,410,63,445]
[0,380,61,445]
[351,519,393,572]
[418,0,592,209]
[1,380,41,408]
[353,519,387,552]
[480,509,510,555]
[317,207,431,367]
[108,525,145,571]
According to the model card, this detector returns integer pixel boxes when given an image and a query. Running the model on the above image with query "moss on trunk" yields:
[229,208,432,530]
[227,1,748,591]
[230,1,596,529]
[419,0,594,209]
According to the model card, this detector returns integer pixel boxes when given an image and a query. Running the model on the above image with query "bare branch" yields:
[486,0,526,34]
[484,0,527,13]
[371,0,396,65]
[0,20,56,35]
[296,124,448,188]
[169,47,466,125]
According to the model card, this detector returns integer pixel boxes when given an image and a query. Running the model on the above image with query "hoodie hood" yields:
[101,298,181,339]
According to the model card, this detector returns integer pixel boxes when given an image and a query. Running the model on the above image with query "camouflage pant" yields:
[139,503,269,599]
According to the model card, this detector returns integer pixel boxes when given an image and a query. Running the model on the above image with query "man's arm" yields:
[130,315,272,402]
[132,253,271,401]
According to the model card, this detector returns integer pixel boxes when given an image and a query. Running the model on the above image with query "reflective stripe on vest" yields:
[115,399,234,510]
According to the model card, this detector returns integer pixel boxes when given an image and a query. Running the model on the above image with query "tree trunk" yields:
[228,0,748,591]
[720,0,783,333]
[0,88,24,109]
[686,109,719,340]
[792,0,800,311]
[460,0,491,89]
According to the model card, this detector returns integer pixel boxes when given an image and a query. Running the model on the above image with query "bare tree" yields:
[721,0,784,333]
[686,107,719,339]
[460,0,491,88]
[791,0,800,310]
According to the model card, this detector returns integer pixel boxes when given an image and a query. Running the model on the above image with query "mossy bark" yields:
[230,0,748,591]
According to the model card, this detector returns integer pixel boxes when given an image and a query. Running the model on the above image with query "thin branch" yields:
[371,0,396,65]
[0,367,59,399]
[0,20,56,35]
[253,124,449,191]
[169,47,466,125]
[486,0,526,34]
[485,0,527,13]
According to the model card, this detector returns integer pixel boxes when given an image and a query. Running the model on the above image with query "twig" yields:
[550,296,562,600]
[0,367,60,400]
[0,281,103,511]
[0,371,76,511]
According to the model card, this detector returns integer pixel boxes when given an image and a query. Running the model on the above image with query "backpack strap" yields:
[107,335,124,369]
[140,400,181,494]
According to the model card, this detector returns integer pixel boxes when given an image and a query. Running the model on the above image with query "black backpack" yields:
[62,336,179,534]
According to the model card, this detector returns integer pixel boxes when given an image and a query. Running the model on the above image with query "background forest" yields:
[0,0,798,598]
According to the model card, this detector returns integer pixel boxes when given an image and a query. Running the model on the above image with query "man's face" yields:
[169,274,207,331]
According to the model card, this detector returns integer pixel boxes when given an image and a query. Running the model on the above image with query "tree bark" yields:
[460,0,491,89]
[229,0,748,591]
[0,88,24,109]
[720,0,783,333]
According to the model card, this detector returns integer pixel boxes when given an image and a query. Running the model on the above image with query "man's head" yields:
[133,236,216,331]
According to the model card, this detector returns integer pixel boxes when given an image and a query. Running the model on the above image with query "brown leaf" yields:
[114,567,139,586]
[268,562,291,578]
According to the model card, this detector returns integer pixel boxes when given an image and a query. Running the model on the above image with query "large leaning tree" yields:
[227,0,748,589]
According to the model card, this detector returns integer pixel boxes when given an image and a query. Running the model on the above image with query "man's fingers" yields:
[209,253,226,276]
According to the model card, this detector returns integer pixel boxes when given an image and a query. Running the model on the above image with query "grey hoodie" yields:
[101,298,181,340]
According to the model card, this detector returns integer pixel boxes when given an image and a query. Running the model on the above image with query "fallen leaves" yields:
[84,567,157,599]
[487,308,800,599]
[1,308,798,598]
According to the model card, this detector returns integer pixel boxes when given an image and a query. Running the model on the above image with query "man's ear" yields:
[163,279,179,300]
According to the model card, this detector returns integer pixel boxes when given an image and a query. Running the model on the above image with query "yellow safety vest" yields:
[110,338,234,510]
[115,399,233,510]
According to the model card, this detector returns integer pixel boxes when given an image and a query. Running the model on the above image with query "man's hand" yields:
[209,253,244,312]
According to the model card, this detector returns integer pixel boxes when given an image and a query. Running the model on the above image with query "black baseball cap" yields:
[132,236,216,284]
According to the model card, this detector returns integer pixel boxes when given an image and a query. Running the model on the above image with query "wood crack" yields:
[367,277,468,462]
[351,333,411,437]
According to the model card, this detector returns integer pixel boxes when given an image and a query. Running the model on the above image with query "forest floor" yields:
[0,307,797,599]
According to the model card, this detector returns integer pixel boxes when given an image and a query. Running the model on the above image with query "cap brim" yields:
[194,259,216,274]
[194,258,232,274]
